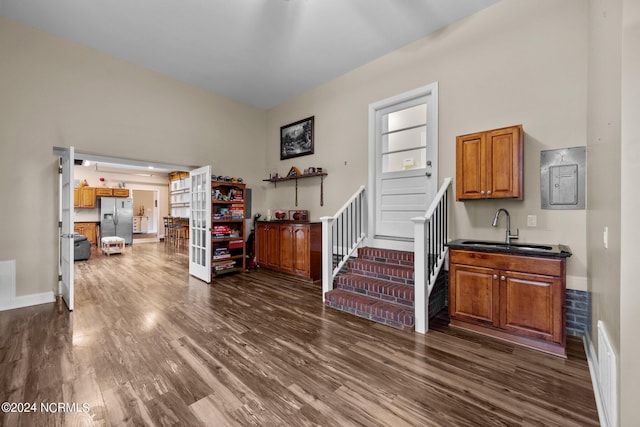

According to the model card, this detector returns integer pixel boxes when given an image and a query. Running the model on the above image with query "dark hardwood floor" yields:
[0,243,599,426]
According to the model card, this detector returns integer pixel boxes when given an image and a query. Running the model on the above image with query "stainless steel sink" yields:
[460,240,553,251]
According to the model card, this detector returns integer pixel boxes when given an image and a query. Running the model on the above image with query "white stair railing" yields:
[320,186,367,301]
[412,177,452,334]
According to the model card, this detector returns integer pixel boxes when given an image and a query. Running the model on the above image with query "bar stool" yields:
[163,217,170,244]
[176,219,189,249]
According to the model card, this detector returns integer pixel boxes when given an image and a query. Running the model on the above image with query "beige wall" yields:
[0,17,266,297]
[587,0,623,383]
[621,0,640,423]
[266,0,589,291]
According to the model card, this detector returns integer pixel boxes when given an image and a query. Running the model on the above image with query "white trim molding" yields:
[0,260,55,312]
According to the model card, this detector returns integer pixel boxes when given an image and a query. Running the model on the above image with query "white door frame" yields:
[367,82,439,251]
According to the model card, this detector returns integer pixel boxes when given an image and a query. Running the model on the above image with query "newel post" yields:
[320,216,334,302]
[412,216,427,334]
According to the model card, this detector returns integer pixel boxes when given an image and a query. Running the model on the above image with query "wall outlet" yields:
[527,215,537,227]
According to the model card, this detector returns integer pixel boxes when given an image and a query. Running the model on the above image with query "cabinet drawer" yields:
[95,188,113,196]
[113,188,130,197]
[449,249,563,277]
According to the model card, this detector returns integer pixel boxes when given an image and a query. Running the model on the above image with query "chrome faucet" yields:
[492,208,519,245]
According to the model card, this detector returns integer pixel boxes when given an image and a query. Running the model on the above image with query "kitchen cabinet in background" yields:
[74,222,98,246]
[74,187,96,208]
[75,187,130,209]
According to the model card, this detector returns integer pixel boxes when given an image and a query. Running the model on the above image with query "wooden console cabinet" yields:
[449,249,566,357]
[456,124,523,200]
[256,221,322,281]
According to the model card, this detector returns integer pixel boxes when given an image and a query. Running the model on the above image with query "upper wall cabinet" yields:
[456,124,524,201]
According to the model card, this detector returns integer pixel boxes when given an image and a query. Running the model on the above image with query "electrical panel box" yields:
[541,147,585,210]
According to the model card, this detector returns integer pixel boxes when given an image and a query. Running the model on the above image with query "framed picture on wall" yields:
[280,116,314,160]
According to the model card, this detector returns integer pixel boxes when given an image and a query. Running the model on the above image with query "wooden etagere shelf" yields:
[263,172,328,206]
[211,181,246,276]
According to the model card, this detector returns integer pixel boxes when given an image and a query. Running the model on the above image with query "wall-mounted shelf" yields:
[263,172,327,206]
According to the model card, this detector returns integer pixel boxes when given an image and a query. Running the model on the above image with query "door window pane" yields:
[386,104,427,132]
[382,147,426,172]
[384,126,427,153]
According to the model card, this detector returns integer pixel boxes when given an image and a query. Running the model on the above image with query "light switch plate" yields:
[527,215,537,227]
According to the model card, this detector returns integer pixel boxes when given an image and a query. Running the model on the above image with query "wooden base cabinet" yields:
[74,222,98,246]
[256,222,321,281]
[449,249,566,357]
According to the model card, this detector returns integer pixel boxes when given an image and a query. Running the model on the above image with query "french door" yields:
[189,166,211,282]
[59,146,75,310]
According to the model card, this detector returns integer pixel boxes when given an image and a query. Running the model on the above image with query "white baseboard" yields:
[583,333,609,427]
[0,260,56,312]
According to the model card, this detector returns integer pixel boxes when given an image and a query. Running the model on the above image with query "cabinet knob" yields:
[493,274,498,280]
[500,275,506,281]
[481,191,485,195]
[487,191,492,195]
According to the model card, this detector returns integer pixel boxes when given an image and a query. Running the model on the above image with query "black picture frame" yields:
[280,116,314,160]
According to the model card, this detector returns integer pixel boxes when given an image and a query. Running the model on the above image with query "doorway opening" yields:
[132,189,160,243]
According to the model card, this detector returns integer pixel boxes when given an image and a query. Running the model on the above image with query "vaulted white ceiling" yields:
[1,0,499,109]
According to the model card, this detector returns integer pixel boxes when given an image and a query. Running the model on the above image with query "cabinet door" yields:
[499,271,563,344]
[74,188,80,208]
[292,225,310,277]
[256,224,269,267]
[74,223,96,246]
[266,225,280,269]
[449,263,499,327]
[279,224,295,274]
[487,126,523,199]
[257,223,280,270]
[79,187,96,208]
[456,132,486,200]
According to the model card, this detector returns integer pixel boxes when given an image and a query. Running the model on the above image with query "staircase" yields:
[321,177,452,333]
[324,247,416,330]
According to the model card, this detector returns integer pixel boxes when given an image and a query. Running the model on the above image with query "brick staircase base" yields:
[325,247,448,330]
[325,247,414,329]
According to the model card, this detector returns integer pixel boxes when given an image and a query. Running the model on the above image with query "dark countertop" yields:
[257,220,321,225]
[447,239,572,258]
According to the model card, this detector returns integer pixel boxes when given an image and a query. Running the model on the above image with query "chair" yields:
[74,235,91,261]
[164,216,177,246]
[176,219,189,249]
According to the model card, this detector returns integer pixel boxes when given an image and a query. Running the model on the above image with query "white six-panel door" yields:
[189,166,211,282]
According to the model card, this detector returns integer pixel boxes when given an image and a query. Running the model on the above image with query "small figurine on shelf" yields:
[80,179,89,187]
[99,177,106,186]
